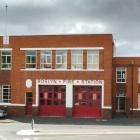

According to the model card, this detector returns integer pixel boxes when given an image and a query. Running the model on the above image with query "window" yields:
[25,50,36,69]
[87,50,99,69]
[56,50,67,69]
[71,50,83,69]
[116,67,127,83]
[40,50,52,69]
[0,85,11,103]
[1,50,11,69]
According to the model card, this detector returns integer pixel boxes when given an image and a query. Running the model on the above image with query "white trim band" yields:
[20,47,104,51]
[20,69,104,72]
[0,103,37,107]
[0,48,12,51]
[130,108,140,111]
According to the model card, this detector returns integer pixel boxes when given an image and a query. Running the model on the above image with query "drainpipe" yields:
[131,60,134,116]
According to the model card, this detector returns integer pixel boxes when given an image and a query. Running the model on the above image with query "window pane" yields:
[71,50,83,69]
[40,50,52,69]
[7,56,11,63]
[56,50,67,69]
[1,51,11,69]
[2,85,11,103]
[25,50,36,68]
[116,67,126,83]
[2,50,11,55]
[87,50,99,69]
[26,50,36,55]
[2,56,6,63]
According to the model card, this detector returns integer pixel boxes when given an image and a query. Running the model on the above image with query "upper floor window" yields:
[40,50,52,69]
[0,85,11,103]
[25,50,36,69]
[56,50,67,69]
[71,50,83,69]
[116,67,127,83]
[1,50,11,69]
[87,50,99,69]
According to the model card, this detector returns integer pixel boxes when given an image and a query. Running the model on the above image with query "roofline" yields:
[0,33,113,37]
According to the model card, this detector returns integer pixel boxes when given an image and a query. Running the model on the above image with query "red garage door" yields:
[73,86,102,118]
[39,85,66,117]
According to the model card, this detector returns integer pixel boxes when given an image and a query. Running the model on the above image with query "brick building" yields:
[0,34,139,118]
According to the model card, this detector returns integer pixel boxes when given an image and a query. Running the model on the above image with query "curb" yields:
[16,129,140,136]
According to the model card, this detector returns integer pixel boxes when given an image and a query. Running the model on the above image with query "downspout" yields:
[131,60,134,116]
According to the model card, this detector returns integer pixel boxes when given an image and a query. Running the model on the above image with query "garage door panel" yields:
[39,85,66,116]
[73,85,102,118]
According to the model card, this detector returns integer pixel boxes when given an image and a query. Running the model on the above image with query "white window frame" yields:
[87,50,99,70]
[40,50,52,69]
[56,50,67,69]
[1,85,11,103]
[25,50,37,69]
[138,93,140,109]
[116,67,127,83]
[71,50,83,70]
[1,50,12,70]
[56,55,63,64]
[138,68,140,83]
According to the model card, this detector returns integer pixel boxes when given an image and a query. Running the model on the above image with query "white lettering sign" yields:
[37,79,103,85]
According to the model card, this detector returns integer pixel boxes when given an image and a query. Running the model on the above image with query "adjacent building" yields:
[0,34,139,118]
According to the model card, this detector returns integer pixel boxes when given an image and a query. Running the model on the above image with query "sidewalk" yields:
[9,116,140,126]
[17,127,140,136]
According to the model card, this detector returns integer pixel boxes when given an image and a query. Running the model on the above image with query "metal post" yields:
[31,118,34,130]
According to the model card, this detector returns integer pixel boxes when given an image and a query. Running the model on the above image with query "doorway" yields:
[116,96,126,112]
[25,92,32,115]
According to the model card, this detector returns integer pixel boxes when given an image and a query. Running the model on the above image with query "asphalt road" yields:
[0,117,140,140]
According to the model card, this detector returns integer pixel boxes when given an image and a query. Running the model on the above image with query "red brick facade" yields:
[0,34,139,118]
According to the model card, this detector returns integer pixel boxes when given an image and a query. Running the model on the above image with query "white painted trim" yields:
[0,48,12,51]
[1,68,11,70]
[102,80,104,109]
[130,108,140,111]
[35,79,111,110]
[0,103,24,106]
[0,103,37,107]
[102,106,112,109]
[20,69,104,71]
[36,80,39,107]
[20,47,104,51]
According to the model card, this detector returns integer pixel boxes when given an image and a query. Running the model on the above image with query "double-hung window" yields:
[0,85,11,103]
[87,50,99,69]
[71,50,83,69]
[116,67,127,83]
[1,50,11,69]
[25,50,36,69]
[40,50,52,69]
[56,50,67,69]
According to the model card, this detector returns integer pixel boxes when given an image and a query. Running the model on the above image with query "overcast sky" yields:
[0,0,140,56]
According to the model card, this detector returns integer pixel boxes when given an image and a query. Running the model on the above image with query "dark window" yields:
[54,100,59,106]
[47,100,51,105]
